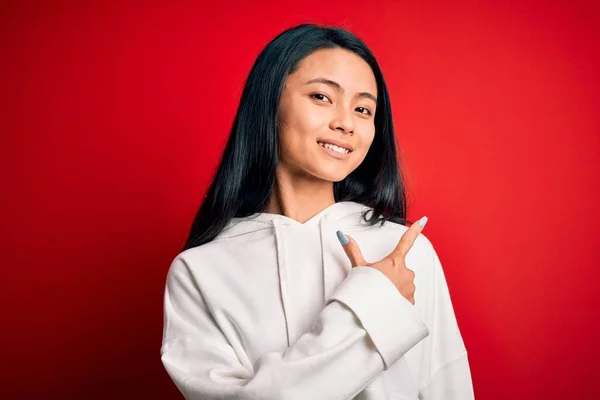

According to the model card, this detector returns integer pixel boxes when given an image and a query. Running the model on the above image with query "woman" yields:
[160,24,474,399]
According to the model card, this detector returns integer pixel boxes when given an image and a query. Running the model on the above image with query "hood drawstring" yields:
[273,218,296,347]
[272,216,331,347]
[319,216,330,302]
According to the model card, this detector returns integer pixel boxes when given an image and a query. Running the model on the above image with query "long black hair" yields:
[182,23,414,252]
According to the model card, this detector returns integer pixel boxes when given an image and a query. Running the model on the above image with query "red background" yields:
[2,1,599,399]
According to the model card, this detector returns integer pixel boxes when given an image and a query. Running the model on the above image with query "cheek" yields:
[356,126,376,154]
[365,127,376,145]
[292,102,328,135]
[282,104,328,147]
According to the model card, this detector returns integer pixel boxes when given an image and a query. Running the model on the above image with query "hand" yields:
[337,216,428,305]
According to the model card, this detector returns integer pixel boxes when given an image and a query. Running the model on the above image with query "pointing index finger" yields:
[393,216,428,258]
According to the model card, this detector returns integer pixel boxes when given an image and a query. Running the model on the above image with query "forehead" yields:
[287,48,377,94]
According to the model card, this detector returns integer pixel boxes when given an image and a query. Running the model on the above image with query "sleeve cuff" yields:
[326,266,430,369]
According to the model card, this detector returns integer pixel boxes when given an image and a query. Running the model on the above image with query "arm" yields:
[417,247,475,399]
[160,256,430,400]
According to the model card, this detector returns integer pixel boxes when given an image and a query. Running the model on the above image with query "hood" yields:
[215,201,374,346]
[217,201,373,238]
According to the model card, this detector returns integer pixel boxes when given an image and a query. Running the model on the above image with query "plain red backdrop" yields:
[2,0,599,399]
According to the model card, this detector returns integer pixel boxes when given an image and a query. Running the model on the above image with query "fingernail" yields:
[417,216,428,227]
[336,230,349,245]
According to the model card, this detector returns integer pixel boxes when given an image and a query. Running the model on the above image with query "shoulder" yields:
[165,238,229,281]
[165,224,276,284]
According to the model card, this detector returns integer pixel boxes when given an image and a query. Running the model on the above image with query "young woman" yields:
[160,24,474,399]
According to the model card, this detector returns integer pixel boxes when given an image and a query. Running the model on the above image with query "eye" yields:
[356,107,372,116]
[310,93,331,103]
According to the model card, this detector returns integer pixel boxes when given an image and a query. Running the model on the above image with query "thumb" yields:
[336,231,368,268]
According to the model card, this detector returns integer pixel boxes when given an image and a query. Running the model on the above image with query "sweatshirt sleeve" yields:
[417,246,475,399]
[160,257,430,400]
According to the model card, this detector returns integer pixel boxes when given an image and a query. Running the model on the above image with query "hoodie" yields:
[160,201,474,399]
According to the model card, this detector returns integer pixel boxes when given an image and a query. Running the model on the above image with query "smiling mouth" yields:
[317,141,352,155]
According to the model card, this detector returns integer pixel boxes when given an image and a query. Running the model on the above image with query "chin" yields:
[313,169,352,183]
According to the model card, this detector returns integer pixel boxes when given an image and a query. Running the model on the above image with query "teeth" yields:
[318,141,350,154]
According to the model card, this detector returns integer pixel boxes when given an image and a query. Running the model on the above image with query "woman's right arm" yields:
[160,256,430,400]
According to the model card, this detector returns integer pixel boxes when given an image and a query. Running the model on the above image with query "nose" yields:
[330,105,354,134]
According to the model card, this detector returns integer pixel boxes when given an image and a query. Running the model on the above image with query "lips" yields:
[317,141,353,154]
[317,141,352,159]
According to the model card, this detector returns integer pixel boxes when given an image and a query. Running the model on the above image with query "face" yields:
[277,48,378,182]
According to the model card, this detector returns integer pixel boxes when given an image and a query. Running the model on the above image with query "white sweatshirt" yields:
[160,201,474,399]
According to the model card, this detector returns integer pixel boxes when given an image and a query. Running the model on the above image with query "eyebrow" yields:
[304,77,378,103]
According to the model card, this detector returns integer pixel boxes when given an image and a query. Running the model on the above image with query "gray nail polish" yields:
[417,216,428,227]
[336,230,349,245]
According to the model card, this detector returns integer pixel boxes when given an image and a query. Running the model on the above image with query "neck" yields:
[264,165,336,223]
